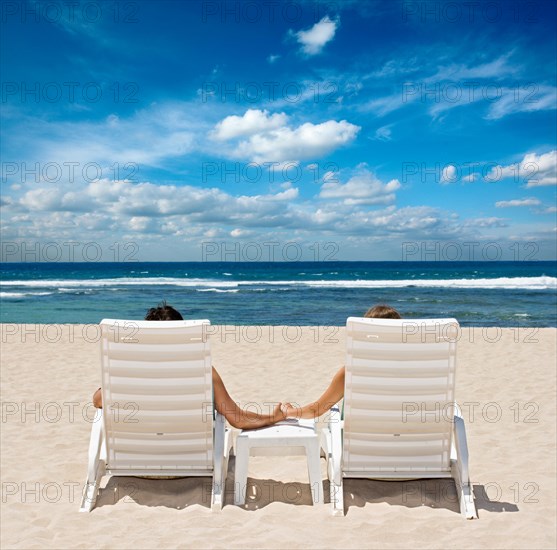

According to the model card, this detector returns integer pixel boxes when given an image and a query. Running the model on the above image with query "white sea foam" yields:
[0,291,54,298]
[1,276,555,290]
[292,277,557,290]
[0,277,240,288]
[1,292,27,298]
[196,288,239,293]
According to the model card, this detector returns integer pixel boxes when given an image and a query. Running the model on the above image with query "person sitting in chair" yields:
[283,304,401,419]
[92,302,287,430]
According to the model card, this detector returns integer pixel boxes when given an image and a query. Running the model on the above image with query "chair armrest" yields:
[328,403,343,484]
[453,413,470,485]
[87,410,105,480]
[214,412,226,447]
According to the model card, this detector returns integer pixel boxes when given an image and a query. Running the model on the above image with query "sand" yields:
[1,324,556,549]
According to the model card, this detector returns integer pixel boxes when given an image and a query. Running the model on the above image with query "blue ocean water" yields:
[1,261,556,326]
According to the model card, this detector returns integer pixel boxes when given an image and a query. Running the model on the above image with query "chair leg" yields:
[326,406,344,516]
[457,478,477,519]
[320,429,331,475]
[79,412,105,512]
[234,436,249,506]
[330,476,344,516]
[305,440,324,505]
[452,414,478,519]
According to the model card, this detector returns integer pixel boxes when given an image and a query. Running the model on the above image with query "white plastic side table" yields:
[234,419,324,506]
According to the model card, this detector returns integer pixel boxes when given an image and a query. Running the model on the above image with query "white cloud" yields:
[129,216,154,231]
[426,85,557,120]
[319,169,400,205]
[2,172,464,243]
[373,125,393,141]
[5,101,207,172]
[211,109,360,163]
[424,53,518,83]
[322,170,337,182]
[15,179,303,228]
[465,217,508,228]
[462,173,479,182]
[495,198,541,208]
[211,109,288,140]
[361,90,418,117]
[267,54,280,64]
[230,228,250,237]
[486,85,557,120]
[293,16,339,55]
[366,58,419,79]
[486,150,556,187]
[358,52,556,122]
[3,112,554,261]
[4,177,556,259]
[366,205,442,232]
[441,165,458,184]
[253,187,299,202]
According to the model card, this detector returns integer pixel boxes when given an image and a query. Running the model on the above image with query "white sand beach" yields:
[1,325,556,549]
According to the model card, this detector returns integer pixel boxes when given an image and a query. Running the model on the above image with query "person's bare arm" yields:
[285,366,345,419]
[212,367,285,429]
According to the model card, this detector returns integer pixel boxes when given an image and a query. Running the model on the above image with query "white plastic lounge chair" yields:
[79,319,232,512]
[321,317,477,519]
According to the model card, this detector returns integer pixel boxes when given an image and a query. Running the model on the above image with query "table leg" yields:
[306,439,324,505]
[234,436,249,505]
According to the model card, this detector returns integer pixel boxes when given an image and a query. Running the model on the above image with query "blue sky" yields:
[1,0,556,261]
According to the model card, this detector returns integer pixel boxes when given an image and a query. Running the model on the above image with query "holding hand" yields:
[281,402,302,419]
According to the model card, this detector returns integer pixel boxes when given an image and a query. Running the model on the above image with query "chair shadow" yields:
[342,478,460,515]
[92,458,519,516]
[473,484,519,513]
[95,475,214,510]
[341,478,519,517]
[95,451,241,510]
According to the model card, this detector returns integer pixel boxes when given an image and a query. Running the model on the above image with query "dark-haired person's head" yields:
[145,302,183,321]
[364,304,401,319]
